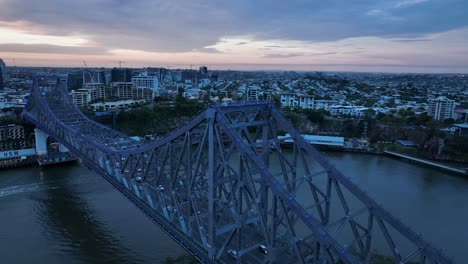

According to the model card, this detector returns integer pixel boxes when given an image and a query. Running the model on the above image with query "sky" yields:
[0,0,467,73]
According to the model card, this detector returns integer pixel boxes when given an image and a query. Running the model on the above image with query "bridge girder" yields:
[23,78,455,264]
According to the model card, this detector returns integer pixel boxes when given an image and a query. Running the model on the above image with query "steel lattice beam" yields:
[23,77,455,264]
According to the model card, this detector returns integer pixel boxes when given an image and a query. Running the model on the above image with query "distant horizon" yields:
[3,62,468,75]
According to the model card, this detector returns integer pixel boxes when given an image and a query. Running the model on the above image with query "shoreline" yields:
[2,145,467,177]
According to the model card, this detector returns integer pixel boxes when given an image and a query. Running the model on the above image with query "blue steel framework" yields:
[23,78,455,264]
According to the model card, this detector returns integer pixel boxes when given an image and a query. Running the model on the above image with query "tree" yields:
[415,113,432,126]
[365,108,376,119]
[303,109,324,124]
[177,87,184,96]
[443,118,455,125]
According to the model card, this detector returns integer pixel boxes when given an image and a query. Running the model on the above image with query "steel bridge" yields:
[23,78,455,264]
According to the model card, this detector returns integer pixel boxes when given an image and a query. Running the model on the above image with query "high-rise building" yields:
[428,96,456,120]
[98,68,106,84]
[0,58,6,90]
[110,68,133,83]
[71,89,93,107]
[110,82,134,99]
[67,73,84,90]
[198,66,209,83]
[182,69,197,82]
[84,83,107,100]
[199,66,208,74]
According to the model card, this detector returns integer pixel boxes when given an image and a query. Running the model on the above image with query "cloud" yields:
[366,9,405,22]
[310,52,337,56]
[263,52,336,58]
[341,50,363,54]
[395,0,429,8]
[263,53,305,58]
[192,47,222,53]
[0,43,108,55]
[0,0,466,54]
[391,38,432,42]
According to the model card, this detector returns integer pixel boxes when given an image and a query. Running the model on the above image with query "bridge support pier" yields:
[34,128,48,156]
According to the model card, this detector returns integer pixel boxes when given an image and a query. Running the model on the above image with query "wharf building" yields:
[0,124,35,168]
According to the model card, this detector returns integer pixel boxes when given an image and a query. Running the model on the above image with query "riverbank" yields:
[384,150,468,176]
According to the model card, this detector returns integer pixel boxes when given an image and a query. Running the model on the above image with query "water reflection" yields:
[33,170,144,264]
[1,152,467,263]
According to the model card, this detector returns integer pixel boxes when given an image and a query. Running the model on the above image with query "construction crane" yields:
[82,60,96,84]
[118,61,126,68]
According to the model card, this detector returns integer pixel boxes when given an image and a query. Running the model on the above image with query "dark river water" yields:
[1,152,467,263]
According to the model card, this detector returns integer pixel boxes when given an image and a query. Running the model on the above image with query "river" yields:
[0,152,467,263]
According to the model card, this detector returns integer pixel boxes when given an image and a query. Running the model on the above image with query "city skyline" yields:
[0,0,467,73]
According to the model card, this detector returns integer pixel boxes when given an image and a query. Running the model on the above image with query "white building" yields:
[280,93,298,108]
[428,96,455,120]
[314,100,340,111]
[71,89,93,107]
[278,133,345,148]
[298,95,314,109]
[329,105,368,117]
[90,99,146,111]
[131,74,159,97]
[184,88,203,100]
[84,83,106,100]
[111,82,133,99]
[280,93,315,109]
[132,74,158,89]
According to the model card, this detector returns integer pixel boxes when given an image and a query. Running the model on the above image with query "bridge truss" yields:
[23,78,454,264]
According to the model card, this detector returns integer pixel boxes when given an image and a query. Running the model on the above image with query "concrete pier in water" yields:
[384,150,468,176]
